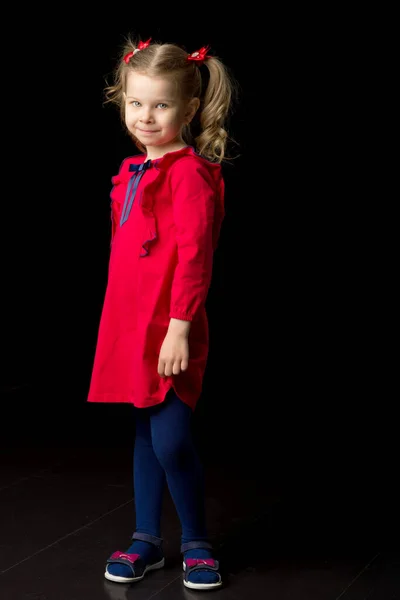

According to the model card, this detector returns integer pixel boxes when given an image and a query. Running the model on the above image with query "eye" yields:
[131,101,141,107]
[156,103,168,109]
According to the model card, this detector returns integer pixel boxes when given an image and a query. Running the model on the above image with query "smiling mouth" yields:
[137,128,158,133]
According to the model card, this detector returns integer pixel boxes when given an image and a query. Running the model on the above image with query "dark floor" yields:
[1,385,399,600]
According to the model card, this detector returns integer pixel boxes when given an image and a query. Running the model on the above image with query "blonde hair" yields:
[104,36,237,163]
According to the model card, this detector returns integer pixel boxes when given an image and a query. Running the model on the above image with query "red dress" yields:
[87,146,225,410]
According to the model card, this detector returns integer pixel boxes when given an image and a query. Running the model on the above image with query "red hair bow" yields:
[124,38,152,64]
[187,45,210,63]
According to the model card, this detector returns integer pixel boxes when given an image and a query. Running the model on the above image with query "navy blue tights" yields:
[134,388,208,542]
[107,390,218,584]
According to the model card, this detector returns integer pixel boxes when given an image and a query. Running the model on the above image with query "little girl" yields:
[88,36,236,591]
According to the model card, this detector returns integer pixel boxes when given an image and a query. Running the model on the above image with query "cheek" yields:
[163,114,183,129]
[125,106,135,122]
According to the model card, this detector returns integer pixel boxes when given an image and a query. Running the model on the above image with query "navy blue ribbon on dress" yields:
[120,160,152,226]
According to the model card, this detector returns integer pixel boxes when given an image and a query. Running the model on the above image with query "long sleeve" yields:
[169,159,219,322]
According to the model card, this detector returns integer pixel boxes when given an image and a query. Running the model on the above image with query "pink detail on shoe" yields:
[186,558,216,568]
[110,552,140,563]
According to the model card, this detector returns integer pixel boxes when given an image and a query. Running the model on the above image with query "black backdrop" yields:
[1,13,395,541]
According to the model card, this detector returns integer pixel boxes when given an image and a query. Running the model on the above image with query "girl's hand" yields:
[157,319,190,377]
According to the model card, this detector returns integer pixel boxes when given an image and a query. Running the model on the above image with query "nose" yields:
[139,106,154,123]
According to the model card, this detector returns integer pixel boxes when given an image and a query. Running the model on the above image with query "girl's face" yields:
[124,72,199,159]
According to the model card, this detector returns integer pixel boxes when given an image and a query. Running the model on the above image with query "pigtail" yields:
[195,56,236,163]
